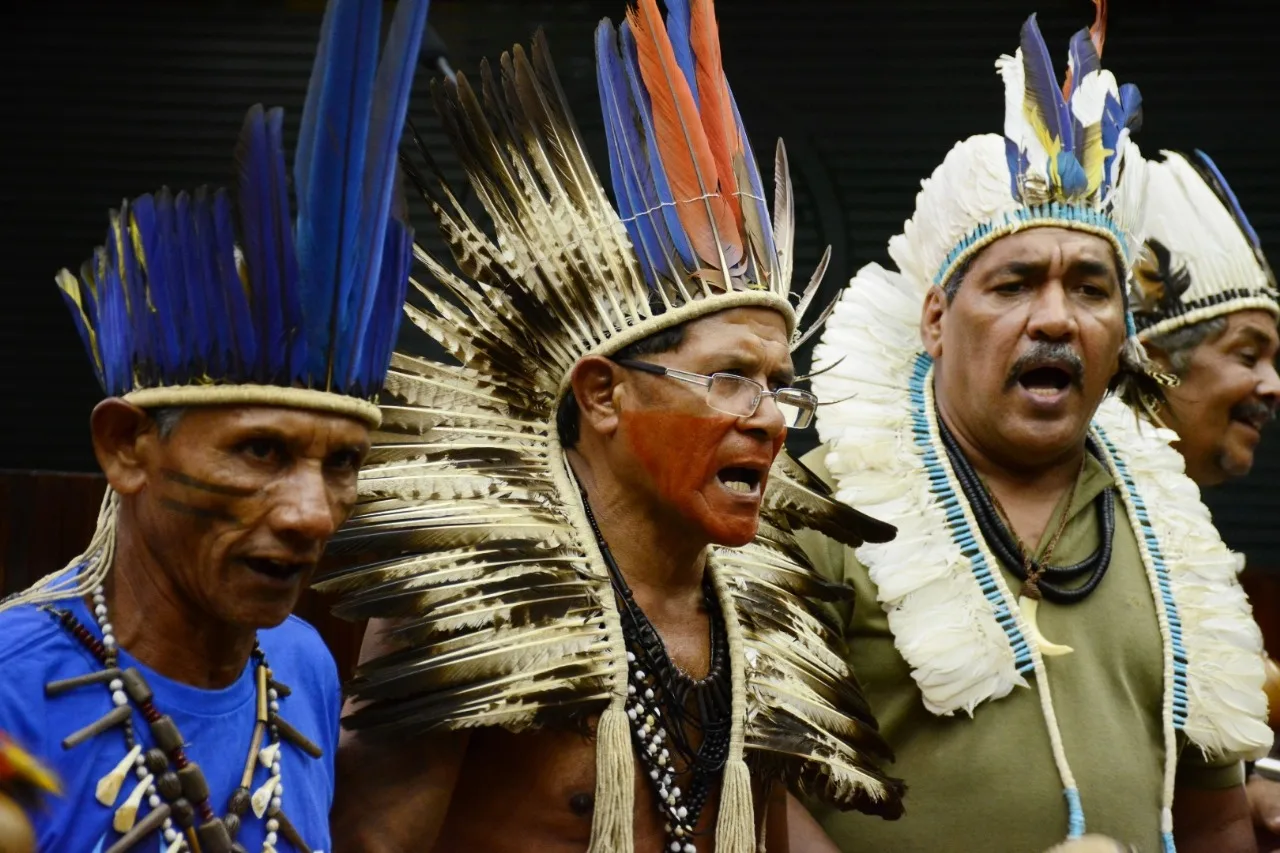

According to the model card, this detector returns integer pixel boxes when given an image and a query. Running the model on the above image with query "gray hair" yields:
[1143,316,1229,377]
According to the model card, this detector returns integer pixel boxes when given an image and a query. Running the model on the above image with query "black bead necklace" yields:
[580,497,732,853]
[937,412,1116,604]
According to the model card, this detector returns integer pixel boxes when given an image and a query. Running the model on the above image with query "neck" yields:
[99,505,257,690]
[568,450,708,612]
[937,406,1086,548]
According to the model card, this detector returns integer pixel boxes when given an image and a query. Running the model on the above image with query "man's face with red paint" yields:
[614,307,792,548]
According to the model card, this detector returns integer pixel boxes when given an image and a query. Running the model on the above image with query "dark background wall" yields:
[3,0,1280,560]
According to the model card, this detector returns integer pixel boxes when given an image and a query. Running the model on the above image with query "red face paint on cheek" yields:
[621,410,784,547]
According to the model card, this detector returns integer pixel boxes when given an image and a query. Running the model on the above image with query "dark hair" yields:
[555,323,687,448]
[1143,316,1230,378]
[150,406,187,440]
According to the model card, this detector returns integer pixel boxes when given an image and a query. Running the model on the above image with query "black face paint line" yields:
[162,468,258,498]
[158,497,242,526]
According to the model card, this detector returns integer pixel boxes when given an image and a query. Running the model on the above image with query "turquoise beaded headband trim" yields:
[908,352,1036,675]
[932,202,1130,288]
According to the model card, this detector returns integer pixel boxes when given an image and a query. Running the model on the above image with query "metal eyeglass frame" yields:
[612,358,817,429]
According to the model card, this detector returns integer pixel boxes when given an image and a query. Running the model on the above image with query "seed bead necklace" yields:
[42,587,324,853]
[581,497,732,853]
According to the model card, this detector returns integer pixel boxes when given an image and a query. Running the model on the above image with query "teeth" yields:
[723,479,753,494]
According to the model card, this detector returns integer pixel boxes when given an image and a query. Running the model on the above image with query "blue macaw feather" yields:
[727,85,777,276]
[190,188,231,377]
[1192,150,1263,249]
[1119,83,1142,131]
[664,0,699,107]
[343,0,430,389]
[620,21,697,271]
[98,249,131,396]
[211,188,258,374]
[1055,151,1088,197]
[295,0,381,387]
[1020,15,1074,156]
[1004,137,1028,200]
[263,108,305,383]
[235,105,299,384]
[1065,28,1100,156]
[1065,28,1100,94]
[110,203,150,375]
[361,217,413,396]
[57,279,101,387]
[597,19,668,286]
[142,190,187,382]
[174,191,214,376]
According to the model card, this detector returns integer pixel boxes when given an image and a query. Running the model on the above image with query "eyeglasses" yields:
[613,358,817,429]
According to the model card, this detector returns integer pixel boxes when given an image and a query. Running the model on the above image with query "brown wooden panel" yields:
[0,470,365,683]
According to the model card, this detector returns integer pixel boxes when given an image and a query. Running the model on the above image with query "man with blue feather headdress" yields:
[799,6,1273,853]
[0,0,428,849]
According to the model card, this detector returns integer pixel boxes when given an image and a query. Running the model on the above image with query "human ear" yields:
[569,356,624,439]
[921,285,948,359]
[90,399,157,495]
[1140,339,1175,376]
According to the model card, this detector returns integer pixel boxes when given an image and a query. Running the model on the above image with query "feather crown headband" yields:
[54,0,431,428]
[894,3,1147,298]
[406,0,834,407]
[1133,149,1278,340]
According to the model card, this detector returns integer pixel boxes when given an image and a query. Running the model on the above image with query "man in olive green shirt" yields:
[799,14,1272,852]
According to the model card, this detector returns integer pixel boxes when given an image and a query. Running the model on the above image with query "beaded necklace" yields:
[938,417,1116,605]
[581,497,732,853]
[43,587,323,853]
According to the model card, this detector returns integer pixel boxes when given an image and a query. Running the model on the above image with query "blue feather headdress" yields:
[55,0,430,428]
[901,9,1148,307]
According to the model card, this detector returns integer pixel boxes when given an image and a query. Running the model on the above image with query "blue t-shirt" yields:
[0,595,339,852]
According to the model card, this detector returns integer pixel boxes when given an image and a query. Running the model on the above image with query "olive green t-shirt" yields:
[798,448,1242,853]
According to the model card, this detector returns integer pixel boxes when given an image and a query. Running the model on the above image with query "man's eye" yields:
[328,450,364,471]
[993,281,1025,294]
[1238,350,1260,367]
[1079,283,1110,299]
[238,438,280,462]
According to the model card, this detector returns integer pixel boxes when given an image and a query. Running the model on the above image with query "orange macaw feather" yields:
[689,0,743,229]
[627,0,742,274]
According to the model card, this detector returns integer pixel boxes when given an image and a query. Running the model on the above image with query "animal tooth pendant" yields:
[1018,595,1073,657]
[96,744,142,806]
[252,776,279,818]
[113,772,153,832]
[164,834,184,853]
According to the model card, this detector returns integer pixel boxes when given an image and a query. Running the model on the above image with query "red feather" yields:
[628,0,742,272]
[1061,0,1107,97]
[689,0,743,229]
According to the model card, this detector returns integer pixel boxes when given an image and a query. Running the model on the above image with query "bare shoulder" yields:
[330,619,471,852]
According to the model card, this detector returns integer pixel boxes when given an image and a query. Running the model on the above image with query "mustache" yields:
[1004,342,1085,391]
[1230,399,1277,427]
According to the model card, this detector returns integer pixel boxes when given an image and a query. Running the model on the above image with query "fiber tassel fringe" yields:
[587,703,635,853]
[714,756,755,853]
[0,489,118,614]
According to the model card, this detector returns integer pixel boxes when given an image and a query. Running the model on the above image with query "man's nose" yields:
[1257,358,1280,402]
[740,392,787,442]
[271,464,340,544]
[1026,282,1077,341]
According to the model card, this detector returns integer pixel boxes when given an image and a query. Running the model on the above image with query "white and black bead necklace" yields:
[41,586,324,853]
[581,498,732,852]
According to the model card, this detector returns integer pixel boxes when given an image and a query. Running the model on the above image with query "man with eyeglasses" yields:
[793,12,1271,853]
[326,1,902,850]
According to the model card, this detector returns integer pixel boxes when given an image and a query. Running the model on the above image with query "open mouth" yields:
[717,466,762,496]
[1017,365,1073,396]
[242,557,309,581]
